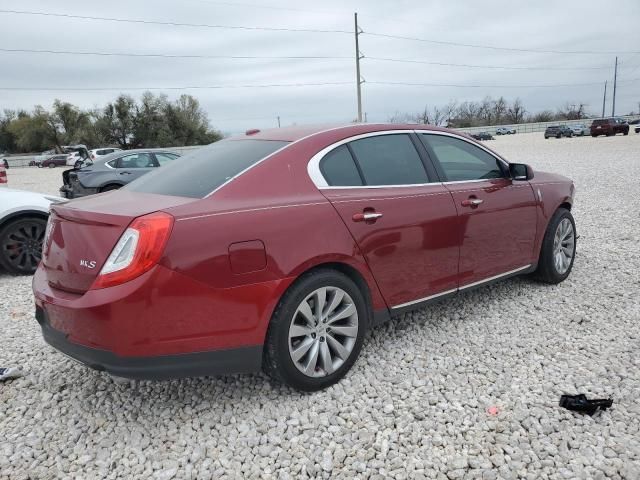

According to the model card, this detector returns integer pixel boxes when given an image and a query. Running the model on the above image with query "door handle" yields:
[119,171,132,175]
[352,211,383,223]
[461,197,483,208]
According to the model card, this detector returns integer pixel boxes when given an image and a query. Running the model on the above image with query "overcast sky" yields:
[1,0,639,134]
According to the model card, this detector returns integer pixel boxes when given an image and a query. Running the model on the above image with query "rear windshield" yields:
[592,119,606,125]
[126,139,288,198]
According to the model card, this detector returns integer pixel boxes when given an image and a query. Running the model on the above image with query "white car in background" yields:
[89,147,122,161]
[0,188,63,275]
[570,124,589,136]
[495,126,516,135]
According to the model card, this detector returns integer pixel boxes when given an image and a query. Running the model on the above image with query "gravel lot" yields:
[1,133,639,479]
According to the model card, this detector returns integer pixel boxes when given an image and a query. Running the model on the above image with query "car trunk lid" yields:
[43,191,193,293]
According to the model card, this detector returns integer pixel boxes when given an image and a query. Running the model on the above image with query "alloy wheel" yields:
[553,218,575,274]
[288,286,359,378]
[1,220,45,272]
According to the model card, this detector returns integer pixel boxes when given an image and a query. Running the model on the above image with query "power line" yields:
[0,9,351,34]
[362,31,640,55]
[365,57,613,71]
[0,47,351,61]
[0,82,352,92]
[368,79,639,89]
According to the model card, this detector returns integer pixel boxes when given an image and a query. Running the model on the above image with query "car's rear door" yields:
[314,131,460,309]
[115,152,156,182]
[419,133,537,287]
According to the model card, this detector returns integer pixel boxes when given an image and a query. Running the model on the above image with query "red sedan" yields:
[33,124,576,391]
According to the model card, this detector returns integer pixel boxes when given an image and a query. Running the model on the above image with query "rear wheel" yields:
[534,208,576,284]
[263,269,369,391]
[47,163,56,168]
[0,216,47,275]
[100,184,121,192]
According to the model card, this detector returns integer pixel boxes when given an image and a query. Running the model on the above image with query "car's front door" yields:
[315,132,460,309]
[115,152,156,182]
[419,133,538,287]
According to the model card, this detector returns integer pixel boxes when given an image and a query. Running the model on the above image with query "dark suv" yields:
[590,118,629,137]
[544,125,573,139]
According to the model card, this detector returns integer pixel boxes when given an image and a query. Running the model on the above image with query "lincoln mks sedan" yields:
[33,124,576,391]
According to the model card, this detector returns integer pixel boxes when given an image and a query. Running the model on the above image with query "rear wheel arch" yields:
[0,210,49,231]
[99,183,123,192]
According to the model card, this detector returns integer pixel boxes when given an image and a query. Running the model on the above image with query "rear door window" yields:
[126,140,288,198]
[347,134,429,186]
[320,145,363,186]
[116,153,155,168]
[154,152,180,166]
[421,134,505,182]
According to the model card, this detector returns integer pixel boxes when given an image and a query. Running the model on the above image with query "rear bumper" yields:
[36,306,262,380]
[59,183,98,199]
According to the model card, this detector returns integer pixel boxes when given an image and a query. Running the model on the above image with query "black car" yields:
[60,149,181,199]
[544,125,573,139]
[471,131,494,141]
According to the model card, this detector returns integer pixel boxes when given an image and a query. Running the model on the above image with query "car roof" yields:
[228,123,457,143]
[93,148,179,164]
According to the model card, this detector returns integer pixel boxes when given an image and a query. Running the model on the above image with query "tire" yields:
[556,134,561,139]
[263,268,369,391]
[623,130,629,136]
[0,216,47,275]
[100,184,121,192]
[534,208,576,284]
[48,163,56,168]
[591,134,597,137]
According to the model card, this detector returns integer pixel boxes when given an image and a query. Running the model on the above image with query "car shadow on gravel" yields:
[39,273,553,410]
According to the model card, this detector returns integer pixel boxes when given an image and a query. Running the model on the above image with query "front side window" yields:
[127,139,288,198]
[421,134,505,182]
[117,153,155,169]
[348,134,428,186]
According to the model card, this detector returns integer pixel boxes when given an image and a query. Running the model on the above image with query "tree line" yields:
[388,97,592,128]
[0,92,222,154]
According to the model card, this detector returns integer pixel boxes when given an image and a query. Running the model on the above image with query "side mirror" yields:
[509,163,534,181]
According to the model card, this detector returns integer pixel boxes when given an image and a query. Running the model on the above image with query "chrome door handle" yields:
[461,198,483,207]
[352,212,383,222]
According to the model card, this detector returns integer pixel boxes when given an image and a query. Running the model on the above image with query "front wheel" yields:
[48,163,56,168]
[534,208,576,284]
[263,269,369,391]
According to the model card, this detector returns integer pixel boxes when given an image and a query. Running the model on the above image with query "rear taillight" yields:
[91,212,174,289]
[0,169,6,184]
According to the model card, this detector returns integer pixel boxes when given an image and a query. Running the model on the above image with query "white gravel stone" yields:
[1,133,640,479]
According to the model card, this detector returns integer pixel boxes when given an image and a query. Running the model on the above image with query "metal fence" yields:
[455,114,640,135]
[1,145,205,168]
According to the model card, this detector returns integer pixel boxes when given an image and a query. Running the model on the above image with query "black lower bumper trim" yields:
[36,308,262,380]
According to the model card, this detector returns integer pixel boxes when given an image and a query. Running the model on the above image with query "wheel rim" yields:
[288,286,358,378]
[553,218,575,275]
[1,221,45,272]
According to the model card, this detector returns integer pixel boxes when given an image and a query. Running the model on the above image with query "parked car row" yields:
[545,118,631,139]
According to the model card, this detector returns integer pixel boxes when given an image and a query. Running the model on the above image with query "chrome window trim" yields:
[391,264,531,310]
[307,129,511,189]
[308,129,425,189]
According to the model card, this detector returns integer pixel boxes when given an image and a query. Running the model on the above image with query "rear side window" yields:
[117,153,155,168]
[348,134,428,186]
[421,134,504,182]
[126,140,288,198]
[154,152,180,166]
[320,145,363,186]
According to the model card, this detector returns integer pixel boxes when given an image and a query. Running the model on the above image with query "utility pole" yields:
[612,56,618,117]
[277,116,280,128]
[602,81,607,118]
[354,12,363,122]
